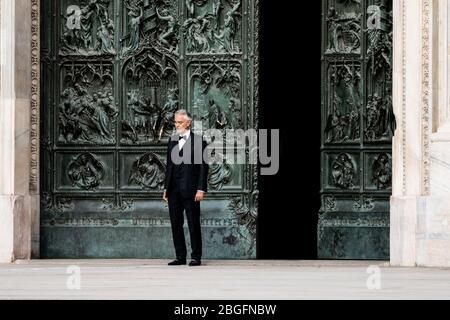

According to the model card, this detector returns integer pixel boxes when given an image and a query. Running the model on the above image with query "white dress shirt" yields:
[178,129,190,150]
[175,130,204,194]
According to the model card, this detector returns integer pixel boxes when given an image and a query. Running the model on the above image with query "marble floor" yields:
[0,260,449,300]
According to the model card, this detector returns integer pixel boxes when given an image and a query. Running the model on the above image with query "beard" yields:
[176,128,187,135]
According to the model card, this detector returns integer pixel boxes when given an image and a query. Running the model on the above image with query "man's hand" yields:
[194,191,204,202]
[163,191,168,202]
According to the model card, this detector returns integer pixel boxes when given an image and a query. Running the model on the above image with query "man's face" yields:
[174,114,190,135]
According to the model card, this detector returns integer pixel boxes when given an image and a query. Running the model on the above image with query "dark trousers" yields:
[168,188,202,261]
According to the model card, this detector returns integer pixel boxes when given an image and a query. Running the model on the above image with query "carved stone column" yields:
[391,0,450,267]
[0,0,33,262]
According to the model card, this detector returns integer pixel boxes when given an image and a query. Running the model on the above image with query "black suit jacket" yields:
[165,132,209,198]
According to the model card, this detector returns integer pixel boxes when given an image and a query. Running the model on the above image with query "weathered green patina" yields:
[319,0,393,259]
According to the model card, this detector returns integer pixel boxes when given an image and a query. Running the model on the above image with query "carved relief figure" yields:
[123,5,144,55]
[227,97,242,129]
[61,0,115,55]
[208,162,232,190]
[214,0,241,53]
[59,86,117,144]
[159,88,180,138]
[182,12,214,53]
[122,0,180,56]
[96,19,115,54]
[212,0,223,31]
[331,153,355,189]
[68,153,105,190]
[122,87,179,144]
[125,89,152,138]
[365,1,394,141]
[325,64,361,143]
[191,62,240,134]
[371,153,391,189]
[186,0,208,17]
[364,94,395,140]
[325,94,360,143]
[129,153,165,190]
[215,63,240,97]
[183,0,241,54]
[186,0,196,16]
[97,0,111,19]
[202,99,228,129]
[156,7,179,53]
[326,6,361,54]
[122,46,178,143]
[366,1,392,75]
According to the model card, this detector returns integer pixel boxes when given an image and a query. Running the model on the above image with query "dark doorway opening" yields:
[257,1,322,259]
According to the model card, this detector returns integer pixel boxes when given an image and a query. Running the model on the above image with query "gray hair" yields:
[174,109,192,121]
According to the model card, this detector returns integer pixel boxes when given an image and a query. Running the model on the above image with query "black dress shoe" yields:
[168,259,186,266]
[188,259,201,266]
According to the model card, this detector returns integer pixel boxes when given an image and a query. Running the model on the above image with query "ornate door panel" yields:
[40,0,258,258]
[319,0,393,259]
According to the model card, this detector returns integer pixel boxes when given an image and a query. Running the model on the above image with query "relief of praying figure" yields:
[123,7,143,54]
[80,2,96,50]
[214,0,241,53]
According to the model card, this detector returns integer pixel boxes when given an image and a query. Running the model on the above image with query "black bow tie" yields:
[179,135,186,140]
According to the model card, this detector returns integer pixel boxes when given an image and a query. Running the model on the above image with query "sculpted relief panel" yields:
[326,0,362,54]
[190,61,242,133]
[325,62,362,144]
[121,48,179,144]
[59,62,117,144]
[61,0,115,55]
[183,0,242,54]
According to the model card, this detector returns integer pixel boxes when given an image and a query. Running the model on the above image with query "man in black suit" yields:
[163,109,208,266]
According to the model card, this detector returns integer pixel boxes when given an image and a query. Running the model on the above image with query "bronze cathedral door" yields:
[319,0,393,259]
[40,0,259,258]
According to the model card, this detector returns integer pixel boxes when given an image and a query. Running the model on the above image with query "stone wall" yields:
[391,0,450,267]
[0,0,32,262]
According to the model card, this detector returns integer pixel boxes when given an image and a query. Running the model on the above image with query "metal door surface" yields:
[319,0,393,259]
